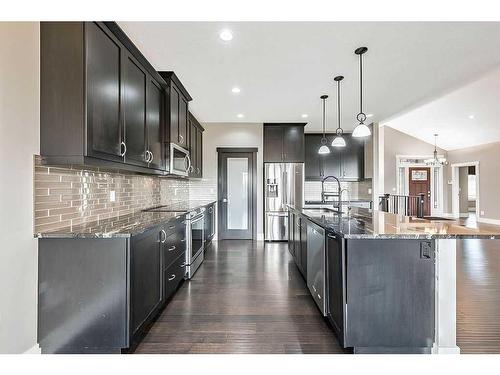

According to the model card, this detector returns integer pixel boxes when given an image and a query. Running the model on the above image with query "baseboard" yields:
[459,213,470,218]
[23,343,41,354]
[431,344,461,354]
[477,217,500,226]
[257,233,264,241]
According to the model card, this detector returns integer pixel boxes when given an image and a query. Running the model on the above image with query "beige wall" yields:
[383,126,447,194]
[189,122,264,239]
[0,22,40,353]
[458,167,469,215]
[446,141,500,221]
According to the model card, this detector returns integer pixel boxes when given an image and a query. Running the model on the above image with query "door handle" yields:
[222,198,228,203]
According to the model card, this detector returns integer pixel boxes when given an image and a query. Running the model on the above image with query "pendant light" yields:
[331,75,346,147]
[424,134,447,166]
[318,95,330,154]
[352,47,371,138]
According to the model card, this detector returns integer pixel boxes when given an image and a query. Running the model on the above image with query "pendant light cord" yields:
[359,52,363,115]
[322,97,326,138]
[337,80,341,132]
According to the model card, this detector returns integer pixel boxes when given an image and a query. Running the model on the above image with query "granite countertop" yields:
[288,205,500,239]
[36,200,216,239]
[147,200,216,213]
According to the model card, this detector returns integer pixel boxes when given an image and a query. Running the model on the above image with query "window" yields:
[468,174,476,200]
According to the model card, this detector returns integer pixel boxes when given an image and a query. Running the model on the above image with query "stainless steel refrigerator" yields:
[264,163,304,241]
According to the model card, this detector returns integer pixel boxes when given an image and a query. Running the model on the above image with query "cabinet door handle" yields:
[169,225,175,230]
[179,263,186,268]
[180,238,186,242]
[168,274,176,281]
[190,165,194,173]
[168,245,176,252]
[208,207,213,213]
[120,142,127,157]
[150,151,154,163]
[160,229,167,243]
[197,167,200,174]
[179,134,184,144]
[327,234,337,239]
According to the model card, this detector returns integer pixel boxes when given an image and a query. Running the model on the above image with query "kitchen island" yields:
[288,204,500,354]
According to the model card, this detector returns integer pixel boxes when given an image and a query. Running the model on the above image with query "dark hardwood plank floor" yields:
[135,240,346,354]
[457,239,500,354]
[135,239,500,354]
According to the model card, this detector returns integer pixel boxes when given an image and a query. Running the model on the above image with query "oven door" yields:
[190,213,205,261]
[169,143,190,177]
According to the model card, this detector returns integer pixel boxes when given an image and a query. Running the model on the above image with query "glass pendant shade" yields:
[352,123,371,138]
[425,134,446,165]
[318,144,331,154]
[331,135,346,147]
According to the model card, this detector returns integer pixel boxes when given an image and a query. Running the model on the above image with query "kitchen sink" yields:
[304,207,338,214]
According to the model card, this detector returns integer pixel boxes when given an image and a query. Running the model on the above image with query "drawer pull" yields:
[160,229,167,243]
[168,274,176,281]
[169,225,175,230]
[179,263,186,268]
[327,234,337,239]
[180,238,186,242]
[168,245,176,252]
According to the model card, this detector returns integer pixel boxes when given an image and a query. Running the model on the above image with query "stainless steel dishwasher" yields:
[307,221,327,316]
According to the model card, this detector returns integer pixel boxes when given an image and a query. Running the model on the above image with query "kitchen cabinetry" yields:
[304,133,364,181]
[264,123,306,162]
[288,211,307,278]
[130,227,163,336]
[40,22,166,175]
[188,112,204,178]
[37,215,187,353]
[204,203,216,246]
[159,71,192,148]
[326,232,345,345]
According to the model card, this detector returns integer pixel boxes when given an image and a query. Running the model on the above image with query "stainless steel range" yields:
[185,206,205,279]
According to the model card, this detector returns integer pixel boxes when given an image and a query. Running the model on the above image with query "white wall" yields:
[0,22,40,353]
[189,122,264,239]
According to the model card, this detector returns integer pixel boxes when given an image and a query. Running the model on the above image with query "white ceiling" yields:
[118,22,500,133]
[382,66,500,150]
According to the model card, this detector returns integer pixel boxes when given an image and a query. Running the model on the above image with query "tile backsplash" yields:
[33,156,189,233]
[304,179,372,202]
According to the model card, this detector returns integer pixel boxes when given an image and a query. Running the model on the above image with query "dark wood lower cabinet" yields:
[288,212,306,278]
[37,216,187,354]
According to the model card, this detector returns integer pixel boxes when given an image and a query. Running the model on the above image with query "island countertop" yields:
[288,205,500,239]
[36,200,216,239]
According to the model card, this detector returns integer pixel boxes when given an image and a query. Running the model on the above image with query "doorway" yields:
[217,148,257,240]
[451,162,480,221]
[408,167,431,216]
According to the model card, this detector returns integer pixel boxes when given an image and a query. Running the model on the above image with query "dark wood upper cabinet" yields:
[85,22,123,162]
[188,112,204,178]
[40,22,167,175]
[263,123,305,162]
[146,78,164,170]
[123,53,148,167]
[158,72,192,149]
[304,133,364,181]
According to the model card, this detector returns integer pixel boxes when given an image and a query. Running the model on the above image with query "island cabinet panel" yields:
[264,123,306,162]
[326,232,345,345]
[40,22,167,175]
[344,239,435,353]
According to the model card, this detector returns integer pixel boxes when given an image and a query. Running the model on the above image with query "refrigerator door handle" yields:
[283,168,287,208]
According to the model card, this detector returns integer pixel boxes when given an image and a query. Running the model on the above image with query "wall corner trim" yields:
[23,343,41,354]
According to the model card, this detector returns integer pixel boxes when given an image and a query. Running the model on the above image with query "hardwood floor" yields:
[457,239,500,354]
[135,240,346,354]
[135,239,500,354]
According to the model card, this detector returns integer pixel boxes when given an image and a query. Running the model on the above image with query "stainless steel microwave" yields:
[169,143,191,177]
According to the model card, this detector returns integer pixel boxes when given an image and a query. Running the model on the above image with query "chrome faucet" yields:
[340,188,352,216]
[321,176,342,212]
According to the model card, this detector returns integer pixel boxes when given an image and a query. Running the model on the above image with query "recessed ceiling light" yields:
[231,87,241,94]
[237,113,244,118]
[366,113,374,118]
[468,114,475,119]
[301,114,308,118]
[219,29,233,42]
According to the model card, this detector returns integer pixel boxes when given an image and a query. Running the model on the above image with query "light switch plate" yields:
[109,190,116,202]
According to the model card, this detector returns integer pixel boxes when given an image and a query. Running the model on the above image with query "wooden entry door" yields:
[409,167,431,216]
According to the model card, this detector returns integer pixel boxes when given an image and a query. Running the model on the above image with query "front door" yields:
[409,167,431,216]
[217,148,257,240]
